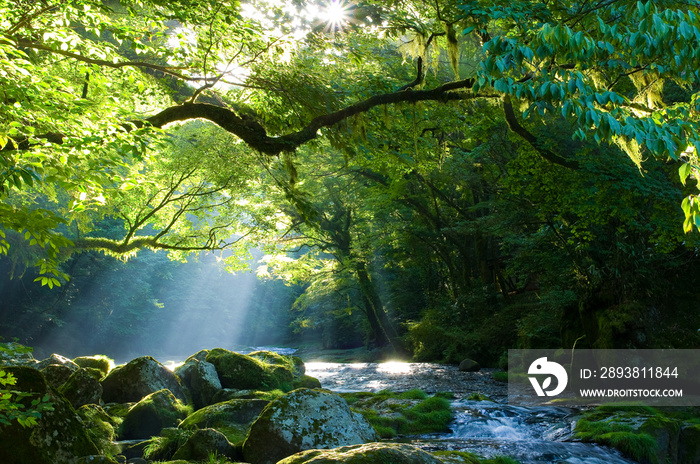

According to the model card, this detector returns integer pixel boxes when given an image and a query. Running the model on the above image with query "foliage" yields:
[0,369,53,428]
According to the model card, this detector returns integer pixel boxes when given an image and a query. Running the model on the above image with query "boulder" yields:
[172,428,238,461]
[679,424,700,464]
[248,350,303,374]
[242,388,377,464]
[0,342,37,367]
[119,389,190,440]
[36,353,79,371]
[211,388,284,403]
[101,356,186,403]
[205,348,292,391]
[293,374,322,389]
[76,404,120,457]
[59,368,103,408]
[179,399,268,444]
[73,355,113,377]
[185,349,210,363]
[0,366,100,464]
[277,443,444,464]
[40,363,74,388]
[458,359,480,372]
[174,358,221,410]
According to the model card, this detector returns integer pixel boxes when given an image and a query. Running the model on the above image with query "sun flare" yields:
[322,0,350,32]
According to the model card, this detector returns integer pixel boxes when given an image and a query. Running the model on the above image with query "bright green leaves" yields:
[0,368,54,428]
[681,195,700,233]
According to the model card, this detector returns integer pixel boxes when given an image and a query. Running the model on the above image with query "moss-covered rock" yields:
[242,388,377,464]
[101,356,186,403]
[277,443,443,464]
[36,353,79,371]
[174,358,222,410]
[185,349,210,363]
[73,355,113,377]
[0,342,37,367]
[679,424,700,464]
[293,375,322,389]
[211,388,286,403]
[142,427,193,461]
[205,348,293,391]
[0,366,100,464]
[171,428,238,461]
[341,390,452,438]
[119,389,191,440]
[40,363,74,388]
[179,399,268,445]
[59,367,103,408]
[76,404,120,457]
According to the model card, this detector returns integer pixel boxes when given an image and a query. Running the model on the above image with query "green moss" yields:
[73,355,113,376]
[77,404,120,457]
[143,428,194,461]
[292,374,322,389]
[119,389,191,440]
[178,399,268,445]
[575,408,660,463]
[342,389,452,437]
[399,388,428,400]
[467,392,493,402]
[433,450,481,463]
[492,371,509,382]
[205,348,295,392]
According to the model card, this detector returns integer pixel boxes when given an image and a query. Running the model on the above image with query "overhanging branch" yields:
[502,96,580,169]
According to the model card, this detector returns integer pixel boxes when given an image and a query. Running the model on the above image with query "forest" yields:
[2,0,700,365]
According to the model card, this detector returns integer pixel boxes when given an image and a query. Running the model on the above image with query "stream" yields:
[304,361,638,464]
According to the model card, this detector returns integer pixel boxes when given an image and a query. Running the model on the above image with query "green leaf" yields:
[679,163,692,185]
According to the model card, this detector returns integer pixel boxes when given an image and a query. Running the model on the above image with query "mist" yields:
[0,249,302,364]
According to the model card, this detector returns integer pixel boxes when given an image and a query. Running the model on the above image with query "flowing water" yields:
[305,361,638,464]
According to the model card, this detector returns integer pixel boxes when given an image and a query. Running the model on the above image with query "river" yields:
[305,361,638,464]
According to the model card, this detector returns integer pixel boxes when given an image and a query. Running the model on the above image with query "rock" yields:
[458,359,480,372]
[293,374,322,389]
[36,353,80,371]
[185,350,210,363]
[242,388,378,464]
[640,416,680,464]
[292,356,306,376]
[172,428,238,461]
[40,363,74,388]
[77,404,120,457]
[277,443,443,464]
[679,424,700,464]
[101,356,186,403]
[0,366,100,464]
[205,348,293,391]
[174,358,222,410]
[73,355,113,376]
[119,389,190,440]
[0,342,37,367]
[179,399,268,444]
[59,368,103,408]
[211,388,284,403]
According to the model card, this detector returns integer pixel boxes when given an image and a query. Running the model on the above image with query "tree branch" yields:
[15,39,192,80]
[502,96,580,169]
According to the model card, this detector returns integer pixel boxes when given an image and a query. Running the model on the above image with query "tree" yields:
[3,0,700,280]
